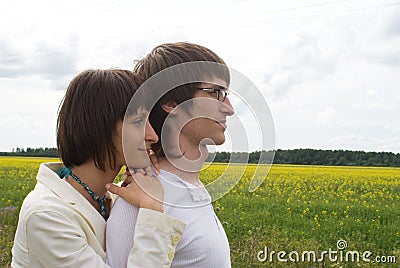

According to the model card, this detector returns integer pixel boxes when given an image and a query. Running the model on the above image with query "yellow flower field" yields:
[1,157,399,267]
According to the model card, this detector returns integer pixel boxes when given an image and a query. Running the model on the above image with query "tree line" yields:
[207,149,400,167]
[0,147,58,158]
[1,148,400,167]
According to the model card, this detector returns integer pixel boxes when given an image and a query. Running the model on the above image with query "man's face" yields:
[179,77,234,147]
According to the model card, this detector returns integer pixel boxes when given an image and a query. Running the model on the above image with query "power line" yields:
[0,0,242,30]
[0,1,399,65]
[166,1,400,36]
[192,0,353,25]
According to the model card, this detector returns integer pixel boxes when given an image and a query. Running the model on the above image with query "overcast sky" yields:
[1,0,399,153]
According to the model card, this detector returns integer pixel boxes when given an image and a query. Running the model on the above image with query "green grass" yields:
[0,157,59,267]
[1,157,400,267]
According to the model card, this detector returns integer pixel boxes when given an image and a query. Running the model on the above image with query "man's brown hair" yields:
[57,69,143,170]
[134,42,229,158]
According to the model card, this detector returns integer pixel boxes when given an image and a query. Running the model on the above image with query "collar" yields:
[159,169,211,207]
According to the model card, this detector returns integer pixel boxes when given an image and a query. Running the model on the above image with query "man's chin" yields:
[213,136,226,146]
[200,136,225,146]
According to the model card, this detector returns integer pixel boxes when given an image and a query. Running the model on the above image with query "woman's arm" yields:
[128,208,186,267]
[24,210,111,268]
[22,205,185,268]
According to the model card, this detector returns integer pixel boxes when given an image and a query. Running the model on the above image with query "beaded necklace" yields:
[57,166,108,220]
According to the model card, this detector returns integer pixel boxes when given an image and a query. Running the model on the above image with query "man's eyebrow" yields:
[201,83,227,89]
[212,86,228,90]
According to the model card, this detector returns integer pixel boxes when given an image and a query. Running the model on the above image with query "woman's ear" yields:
[161,101,178,115]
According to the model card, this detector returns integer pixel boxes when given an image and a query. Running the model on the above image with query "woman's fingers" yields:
[106,183,125,197]
[132,173,163,202]
[134,169,146,175]
[149,153,160,174]
[144,165,153,176]
[122,169,133,187]
[122,166,154,187]
[106,173,164,213]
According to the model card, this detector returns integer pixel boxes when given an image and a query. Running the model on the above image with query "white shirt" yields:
[12,163,186,268]
[107,169,231,268]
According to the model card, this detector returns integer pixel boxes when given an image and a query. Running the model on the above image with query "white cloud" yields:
[0,85,64,151]
[317,108,335,126]
[0,0,399,153]
[0,32,80,82]
[328,134,400,153]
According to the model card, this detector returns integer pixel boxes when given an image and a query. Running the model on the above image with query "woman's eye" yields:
[132,119,144,126]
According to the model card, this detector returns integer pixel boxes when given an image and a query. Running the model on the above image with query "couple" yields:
[11,42,234,268]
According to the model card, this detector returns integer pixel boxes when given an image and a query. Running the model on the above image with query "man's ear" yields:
[161,101,178,115]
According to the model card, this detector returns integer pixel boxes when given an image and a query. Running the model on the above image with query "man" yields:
[107,42,234,268]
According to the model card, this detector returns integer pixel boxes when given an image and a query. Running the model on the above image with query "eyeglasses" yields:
[197,87,230,102]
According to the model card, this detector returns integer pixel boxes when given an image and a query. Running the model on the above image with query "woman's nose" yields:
[145,121,159,144]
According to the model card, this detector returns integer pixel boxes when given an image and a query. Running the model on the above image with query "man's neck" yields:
[159,135,210,187]
[159,159,203,187]
[178,134,209,162]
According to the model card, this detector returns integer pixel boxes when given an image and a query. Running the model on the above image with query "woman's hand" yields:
[149,150,160,175]
[106,168,163,213]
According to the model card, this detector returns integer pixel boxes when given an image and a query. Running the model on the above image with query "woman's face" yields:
[114,107,159,169]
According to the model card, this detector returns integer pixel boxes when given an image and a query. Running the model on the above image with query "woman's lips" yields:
[216,121,227,129]
[138,148,152,155]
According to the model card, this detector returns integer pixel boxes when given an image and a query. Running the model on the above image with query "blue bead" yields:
[68,170,108,220]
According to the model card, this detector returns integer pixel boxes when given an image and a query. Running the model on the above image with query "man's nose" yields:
[220,96,234,116]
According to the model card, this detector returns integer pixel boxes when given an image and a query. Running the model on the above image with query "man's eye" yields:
[215,88,227,94]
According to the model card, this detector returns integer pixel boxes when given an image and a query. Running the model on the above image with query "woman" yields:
[11,69,186,267]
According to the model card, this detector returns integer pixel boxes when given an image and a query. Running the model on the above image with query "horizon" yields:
[2,147,399,155]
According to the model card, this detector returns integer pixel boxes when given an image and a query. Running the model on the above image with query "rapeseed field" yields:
[1,157,399,267]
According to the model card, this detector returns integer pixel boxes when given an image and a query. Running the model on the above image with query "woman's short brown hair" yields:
[133,42,229,158]
[57,69,143,170]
